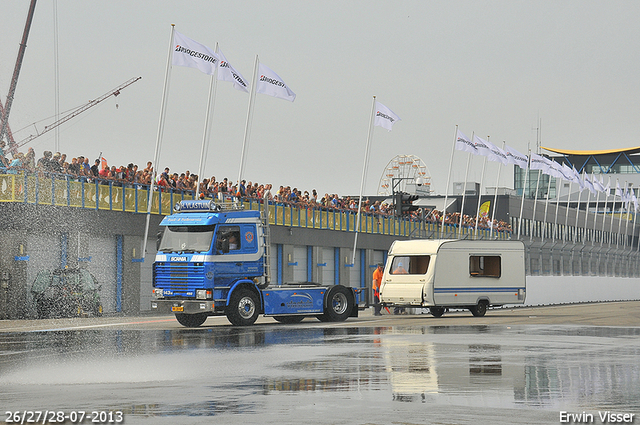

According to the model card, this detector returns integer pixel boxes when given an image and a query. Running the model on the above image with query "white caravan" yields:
[379,239,526,317]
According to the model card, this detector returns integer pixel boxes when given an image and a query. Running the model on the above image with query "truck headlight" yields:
[196,289,207,300]
[153,288,164,298]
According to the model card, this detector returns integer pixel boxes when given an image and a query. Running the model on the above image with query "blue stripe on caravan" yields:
[434,287,524,293]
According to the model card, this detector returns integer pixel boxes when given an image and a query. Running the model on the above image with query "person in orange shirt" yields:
[372,263,384,316]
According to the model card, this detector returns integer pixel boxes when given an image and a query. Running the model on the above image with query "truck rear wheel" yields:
[470,300,488,317]
[175,313,208,327]
[430,307,445,318]
[320,285,353,322]
[227,287,260,326]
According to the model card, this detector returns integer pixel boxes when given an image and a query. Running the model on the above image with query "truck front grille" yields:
[154,262,205,295]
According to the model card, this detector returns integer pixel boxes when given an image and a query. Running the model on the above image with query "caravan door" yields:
[380,254,432,305]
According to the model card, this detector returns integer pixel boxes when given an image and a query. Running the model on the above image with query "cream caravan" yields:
[379,239,526,317]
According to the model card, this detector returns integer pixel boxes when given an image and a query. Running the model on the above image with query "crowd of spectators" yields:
[0,144,512,233]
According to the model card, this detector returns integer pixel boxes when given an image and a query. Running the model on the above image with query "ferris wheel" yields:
[378,155,431,196]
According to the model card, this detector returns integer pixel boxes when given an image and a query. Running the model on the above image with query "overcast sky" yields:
[2,1,639,197]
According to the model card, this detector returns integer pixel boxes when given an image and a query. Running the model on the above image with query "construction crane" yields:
[15,76,142,150]
[0,0,38,154]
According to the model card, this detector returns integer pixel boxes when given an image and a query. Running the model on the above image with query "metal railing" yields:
[0,171,512,240]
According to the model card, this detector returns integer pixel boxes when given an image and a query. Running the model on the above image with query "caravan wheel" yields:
[430,307,445,318]
[470,301,488,317]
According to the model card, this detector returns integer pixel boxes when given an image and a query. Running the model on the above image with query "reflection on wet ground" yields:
[1,324,639,424]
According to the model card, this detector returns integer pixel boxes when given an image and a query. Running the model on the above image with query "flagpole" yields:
[238,54,259,188]
[592,174,601,242]
[142,24,175,260]
[563,179,574,243]
[552,176,563,244]
[623,184,631,249]
[583,174,592,243]
[541,170,553,244]
[489,141,505,239]
[573,176,583,244]
[616,181,625,249]
[458,135,474,238]
[441,125,458,238]
[474,152,488,238]
[610,179,618,248]
[517,149,531,240]
[529,164,542,242]
[631,186,637,250]
[603,176,611,247]
[351,96,377,265]
[196,43,220,193]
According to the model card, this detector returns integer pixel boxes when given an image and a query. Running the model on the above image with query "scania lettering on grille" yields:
[172,256,188,262]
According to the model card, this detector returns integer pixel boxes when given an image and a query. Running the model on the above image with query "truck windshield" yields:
[159,225,215,253]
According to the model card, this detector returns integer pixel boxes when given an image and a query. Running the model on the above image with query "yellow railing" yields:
[0,172,512,239]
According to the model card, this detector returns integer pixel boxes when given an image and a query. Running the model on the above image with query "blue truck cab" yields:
[151,200,358,327]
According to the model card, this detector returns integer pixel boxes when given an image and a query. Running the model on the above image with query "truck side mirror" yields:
[156,231,163,251]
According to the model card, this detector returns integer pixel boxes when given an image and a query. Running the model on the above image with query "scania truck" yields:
[151,199,359,327]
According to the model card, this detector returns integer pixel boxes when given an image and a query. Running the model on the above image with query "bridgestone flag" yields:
[217,48,249,93]
[172,31,219,76]
[504,145,528,170]
[455,130,477,154]
[256,63,296,102]
[374,101,401,131]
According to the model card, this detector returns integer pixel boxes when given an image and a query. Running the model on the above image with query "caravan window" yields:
[469,255,501,277]
[390,256,430,275]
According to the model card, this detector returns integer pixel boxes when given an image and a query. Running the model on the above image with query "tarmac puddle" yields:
[0,325,638,423]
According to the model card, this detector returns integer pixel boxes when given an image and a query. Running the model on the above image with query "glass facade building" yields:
[515,147,640,200]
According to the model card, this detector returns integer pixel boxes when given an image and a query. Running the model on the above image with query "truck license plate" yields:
[171,306,184,312]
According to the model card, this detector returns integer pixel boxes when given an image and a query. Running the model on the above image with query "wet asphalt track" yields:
[1,302,639,425]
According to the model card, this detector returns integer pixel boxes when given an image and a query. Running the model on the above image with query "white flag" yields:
[484,138,509,165]
[584,172,596,195]
[217,48,249,93]
[256,63,296,102]
[374,101,401,131]
[547,160,564,180]
[616,180,623,197]
[172,31,219,75]
[593,174,606,192]
[572,165,585,190]
[455,130,477,154]
[504,145,528,170]
[530,153,551,173]
[561,163,577,184]
[473,135,504,163]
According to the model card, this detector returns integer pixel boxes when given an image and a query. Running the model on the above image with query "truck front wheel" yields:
[175,313,208,327]
[227,287,260,326]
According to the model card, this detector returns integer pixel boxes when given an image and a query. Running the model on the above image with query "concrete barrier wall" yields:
[525,276,640,306]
